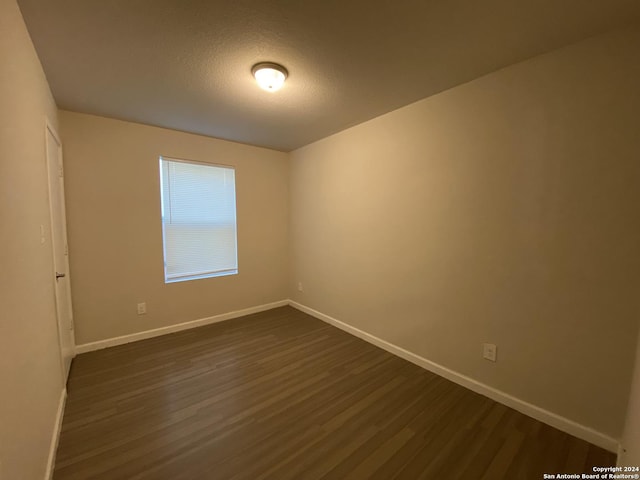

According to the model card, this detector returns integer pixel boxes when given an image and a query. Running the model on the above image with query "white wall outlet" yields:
[483,343,497,362]
[297,281,303,292]
[137,302,147,315]
[40,224,46,244]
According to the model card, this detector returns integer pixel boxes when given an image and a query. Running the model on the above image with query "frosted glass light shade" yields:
[252,63,288,91]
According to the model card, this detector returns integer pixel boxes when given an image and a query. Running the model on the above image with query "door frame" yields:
[45,120,76,381]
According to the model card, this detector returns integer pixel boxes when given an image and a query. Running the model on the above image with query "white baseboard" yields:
[617,443,628,466]
[288,300,619,453]
[75,300,289,354]
[45,388,67,480]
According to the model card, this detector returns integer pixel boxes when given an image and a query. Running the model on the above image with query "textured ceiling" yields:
[17,0,640,151]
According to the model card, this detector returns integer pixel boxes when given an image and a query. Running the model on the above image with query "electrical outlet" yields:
[483,343,497,362]
[137,302,147,315]
[297,282,303,292]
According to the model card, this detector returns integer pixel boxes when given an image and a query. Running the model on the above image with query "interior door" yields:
[46,123,75,381]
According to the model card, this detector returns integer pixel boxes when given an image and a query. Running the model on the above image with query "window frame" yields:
[159,155,238,284]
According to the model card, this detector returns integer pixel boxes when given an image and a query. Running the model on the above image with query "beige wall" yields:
[0,0,64,478]
[59,111,289,345]
[620,330,640,465]
[290,27,640,439]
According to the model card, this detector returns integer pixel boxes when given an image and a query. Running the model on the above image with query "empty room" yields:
[2,0,640,478]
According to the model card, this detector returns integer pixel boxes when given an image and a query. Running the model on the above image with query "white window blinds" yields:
[159,157,238,282]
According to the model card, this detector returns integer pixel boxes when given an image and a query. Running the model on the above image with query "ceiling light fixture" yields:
[252,62,288,92]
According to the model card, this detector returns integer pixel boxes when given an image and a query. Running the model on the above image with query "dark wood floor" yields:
[54,306,615,479]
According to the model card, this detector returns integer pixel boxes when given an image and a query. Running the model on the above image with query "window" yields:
[159,156,238,283]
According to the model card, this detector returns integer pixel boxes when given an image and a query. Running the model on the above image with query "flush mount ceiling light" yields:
[252,62,288,92]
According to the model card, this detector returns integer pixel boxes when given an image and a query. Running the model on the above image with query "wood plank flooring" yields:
[54,306,615,479]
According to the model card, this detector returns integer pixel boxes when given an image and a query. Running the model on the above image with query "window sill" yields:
[165,269,238,284]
